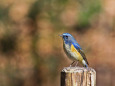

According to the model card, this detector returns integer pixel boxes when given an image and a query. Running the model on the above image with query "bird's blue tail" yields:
[84,63,88,68]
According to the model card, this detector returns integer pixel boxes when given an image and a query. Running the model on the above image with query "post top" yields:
[61,67,96,73]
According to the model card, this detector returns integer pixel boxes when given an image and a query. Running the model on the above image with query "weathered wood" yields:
[61,67,96,86]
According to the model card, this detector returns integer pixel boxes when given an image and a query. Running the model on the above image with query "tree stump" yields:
[61,67,96,86]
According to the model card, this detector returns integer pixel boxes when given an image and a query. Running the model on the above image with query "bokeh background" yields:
[0,0,115,86]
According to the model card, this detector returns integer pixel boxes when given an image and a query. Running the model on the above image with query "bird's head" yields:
[59,33,75,44]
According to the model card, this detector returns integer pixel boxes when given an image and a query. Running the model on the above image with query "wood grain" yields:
[61,67,96,86]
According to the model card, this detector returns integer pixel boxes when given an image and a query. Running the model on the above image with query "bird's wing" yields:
[72,43,89,65]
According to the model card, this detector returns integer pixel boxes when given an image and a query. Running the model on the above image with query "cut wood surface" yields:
[61,67,96,86]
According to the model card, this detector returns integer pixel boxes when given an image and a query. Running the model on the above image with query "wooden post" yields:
[61,67,96,86]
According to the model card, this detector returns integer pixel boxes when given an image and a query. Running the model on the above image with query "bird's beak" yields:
[59,34,63,37]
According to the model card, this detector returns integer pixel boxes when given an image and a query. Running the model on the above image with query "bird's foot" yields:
[69,64,72,67]
[69,61,75,67]
[75,61,78,67]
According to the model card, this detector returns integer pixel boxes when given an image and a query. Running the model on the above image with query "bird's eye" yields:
[65,36,68,39]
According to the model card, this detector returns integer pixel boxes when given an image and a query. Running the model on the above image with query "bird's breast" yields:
[63,43,83,61]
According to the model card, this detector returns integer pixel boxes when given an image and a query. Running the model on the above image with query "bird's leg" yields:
[75,61,78,67]
[70,61,75,67]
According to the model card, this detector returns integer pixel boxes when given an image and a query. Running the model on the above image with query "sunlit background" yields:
[0,0,115,86]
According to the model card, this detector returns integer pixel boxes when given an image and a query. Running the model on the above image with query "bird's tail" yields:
[84,63,88,68]
[82,60,88,68]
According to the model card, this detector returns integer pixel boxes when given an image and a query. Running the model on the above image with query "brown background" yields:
[0,0,115,86]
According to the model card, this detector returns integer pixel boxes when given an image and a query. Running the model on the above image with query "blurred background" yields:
[0,0,115,86]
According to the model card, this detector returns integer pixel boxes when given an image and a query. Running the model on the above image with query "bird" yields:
[60,33,89,67]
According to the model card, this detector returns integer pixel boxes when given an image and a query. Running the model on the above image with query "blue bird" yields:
[60,33,89,67]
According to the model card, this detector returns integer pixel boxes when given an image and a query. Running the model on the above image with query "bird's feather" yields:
[72,42,82,50]
[72,43,89,65]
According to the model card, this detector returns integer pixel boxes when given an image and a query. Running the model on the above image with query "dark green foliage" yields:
[0,7,10,21]
[28,0,41,20]
[76,0,102,31]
